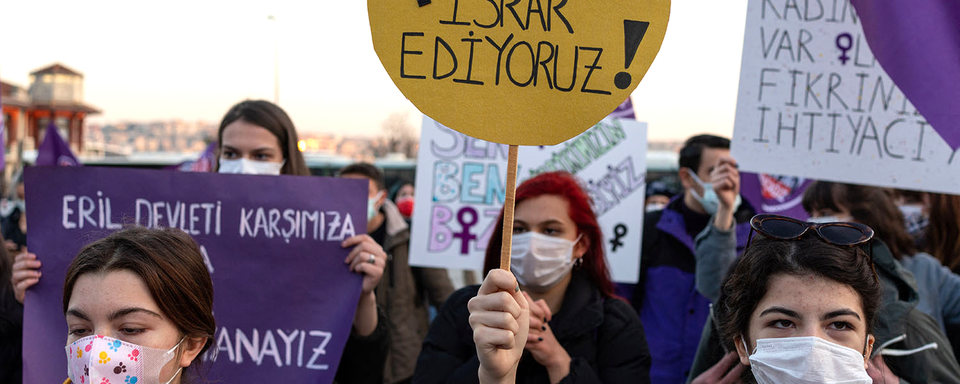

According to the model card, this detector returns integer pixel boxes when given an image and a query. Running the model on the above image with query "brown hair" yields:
[215,100,310,176]
[802,182,917,259]
[716,235,882,370]
[925,193,960,271]
[63,227,215,378]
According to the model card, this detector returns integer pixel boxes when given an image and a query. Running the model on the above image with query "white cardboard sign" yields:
[409,116,646,283]
[731,0,960,194]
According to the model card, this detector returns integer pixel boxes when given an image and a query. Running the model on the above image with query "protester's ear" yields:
[678,168,696,191]
[734,335,751,366]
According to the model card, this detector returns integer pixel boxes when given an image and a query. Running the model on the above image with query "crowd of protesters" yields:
[4,100,960,383]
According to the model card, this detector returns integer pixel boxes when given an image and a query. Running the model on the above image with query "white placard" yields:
[731,0,960,194]
[409,116,647,283]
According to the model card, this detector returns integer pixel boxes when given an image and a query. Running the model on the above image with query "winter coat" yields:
[631,196,753,383]
[688,222,960,383]
[376,200,455,383]
[336,306,391,384]
[413,272,652,384]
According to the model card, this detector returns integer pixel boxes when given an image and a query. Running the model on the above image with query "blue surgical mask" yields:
[687,168,741,215]
[368,191,384,221]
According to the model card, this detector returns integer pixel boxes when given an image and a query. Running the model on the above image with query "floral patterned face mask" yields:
[66,335,184,384]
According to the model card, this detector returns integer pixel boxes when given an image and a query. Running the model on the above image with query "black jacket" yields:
[412,272,651,384]
[335,305,390,384]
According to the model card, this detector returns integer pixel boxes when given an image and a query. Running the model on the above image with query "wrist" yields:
[714,206,735,231]
[546,351,572,376]
[479,367,516,384]
[358,291,376,305]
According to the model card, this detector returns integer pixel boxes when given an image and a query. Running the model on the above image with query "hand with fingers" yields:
[468,269,530,384]
[12,249,40,304]
[342,234,387,294]
[710,157,741,230]
[342,234,388,336]
[690,352,746,384]
[522,292,571,383]
[866,354,900,384]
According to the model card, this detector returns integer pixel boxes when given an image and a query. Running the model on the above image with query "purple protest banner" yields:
[850,0,960,151]
[740,172,812,220]
[23,166,366,383]
[36,121,80,166]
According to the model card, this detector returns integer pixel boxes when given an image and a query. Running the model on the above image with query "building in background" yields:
[1,63,100,156]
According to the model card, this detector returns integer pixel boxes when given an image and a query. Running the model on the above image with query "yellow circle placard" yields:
[369,0,670,145]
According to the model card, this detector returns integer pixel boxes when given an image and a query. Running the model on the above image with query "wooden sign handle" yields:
[500,145,519,271]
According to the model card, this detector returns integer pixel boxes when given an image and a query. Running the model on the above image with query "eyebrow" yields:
[66,309,90,321]
[514,219,565,227]
[759,306,801,319]
[222,145,277,153]
[822,309,861,321]
[109,307,163,321]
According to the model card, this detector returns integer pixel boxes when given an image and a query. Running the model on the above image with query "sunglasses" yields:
[746,214,878,281]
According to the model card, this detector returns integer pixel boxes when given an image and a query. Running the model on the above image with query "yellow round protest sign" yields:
[369,0,670,145]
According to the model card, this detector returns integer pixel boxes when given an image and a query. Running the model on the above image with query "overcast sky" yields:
[2,0,748,141]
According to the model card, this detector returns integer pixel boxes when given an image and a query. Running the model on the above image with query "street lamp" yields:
[268,15,279,105]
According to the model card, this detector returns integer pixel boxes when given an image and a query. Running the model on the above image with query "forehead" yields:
[697,147,730,171]
[221,120,280,150]
[515,195,573,225]
[69,270,163,318]
[755,274,864,317]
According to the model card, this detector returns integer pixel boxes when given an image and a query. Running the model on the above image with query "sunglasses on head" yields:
[746,214,878,281]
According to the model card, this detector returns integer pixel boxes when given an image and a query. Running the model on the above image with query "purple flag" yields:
[36,121,80,166]
[740,172,812,220]
[608,97,636,120]
[167,141,217,172]
[24,167,367,383]
[851,1,960,150]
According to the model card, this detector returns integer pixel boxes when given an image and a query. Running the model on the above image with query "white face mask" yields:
[67,335,185,384]
[218,158,284,175]
[744,336,872,384]
[510,232,580,290]
[687,168,741,215]
[368,191,384,221]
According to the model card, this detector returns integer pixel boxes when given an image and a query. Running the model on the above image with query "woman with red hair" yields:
[413,172,651,384]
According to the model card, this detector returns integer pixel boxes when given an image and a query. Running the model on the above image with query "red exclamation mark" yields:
[614,20,650,90]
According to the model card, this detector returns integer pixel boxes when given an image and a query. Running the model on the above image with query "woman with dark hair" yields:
[215,100,310,176]
[802,182,960,332]
[62,227,214,384]
[413,171,651,383]
[713,216,885,382]
[214,100,390,383]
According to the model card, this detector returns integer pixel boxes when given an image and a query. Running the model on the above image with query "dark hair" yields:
[339,163,385,191]
[389,178,414,202]
[483,172,617,299]
[63,227,215,379]
[215,100,309,176]
[678,134,730,172]
[802,182,917,259]
[925,193,960,271]
[716,235,882,357]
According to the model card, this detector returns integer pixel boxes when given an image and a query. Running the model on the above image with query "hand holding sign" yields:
[469,269,530,384]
